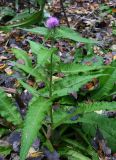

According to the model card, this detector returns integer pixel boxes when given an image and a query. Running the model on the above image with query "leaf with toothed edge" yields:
[20,97,51,160]
[0,89,22,125]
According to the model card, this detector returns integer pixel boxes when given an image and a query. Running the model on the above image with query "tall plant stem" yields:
[60,0,70,27]
[49,52,53,125]
[49,32,56,126]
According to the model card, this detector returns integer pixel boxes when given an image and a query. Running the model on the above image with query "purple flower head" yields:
[46,17,59,29]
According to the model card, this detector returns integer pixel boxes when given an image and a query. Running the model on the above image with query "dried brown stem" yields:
[60,0,70,27]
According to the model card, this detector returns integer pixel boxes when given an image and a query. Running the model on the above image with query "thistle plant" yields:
[45,16,59,127]
[0,1,116,160]
[9,16,116,160]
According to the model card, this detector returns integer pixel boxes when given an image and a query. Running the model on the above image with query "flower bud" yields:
[46,17,59,29]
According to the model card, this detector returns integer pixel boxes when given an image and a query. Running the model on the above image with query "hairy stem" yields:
[49,52,53,124]
[49,31,56,126]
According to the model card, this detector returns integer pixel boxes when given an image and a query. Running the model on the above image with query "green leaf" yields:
[20,97,51,160]
[0,128,9,138]
[12,48,32,67]
[53,74,106,97]
[0,146,11,157]
[100,4,110,11]
[61,149,91,160]
[23,27,48,36]
[15,63,42,81]
[10,9,34,22]
[0,10,43,30]
[29,40,57,66]
[78,101,116,113]
[60,63,106,74]
[0,6,15,20]
[29,40,50,65]
[56,27,99,44]
[23,26,99,44]
[113,29,116,35]
[92,63,116,100]
[29,40,47,53]
[63,138,88,153]
[0,89,22,125]
[19,79,47,98]
[80,113,116,152]
[19,80,38,96]
[53,101,116,129]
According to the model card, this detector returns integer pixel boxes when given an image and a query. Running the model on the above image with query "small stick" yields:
[28,0,31,13]
[60,0,70,27]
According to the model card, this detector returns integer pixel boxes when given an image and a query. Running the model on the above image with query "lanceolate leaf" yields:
[15,63,43,81]
[29,40,51,66]
[19,80,38,96]
[80,113,116,152]
[29,40,57,66]
[20,97,51,160]
[23,26,99,44]
[56,27,99,44]
[0,128,9,138]
[29,40,47,53]
[78,101,116,113]
[0,89,22,125]
[23,27,48,36]
[92,63,116,100]
[53,101,116,129]
[10,9,34,22]
[0,6,15,20]
[19,80,45,98]
[61,149,91,160]
[0,10,43,30]
[63,138,89,153]
[0,146,12,157]
[12,48,32,67]
[64,136,97,158]
[53,74,106,97]
[60,63,106,74]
